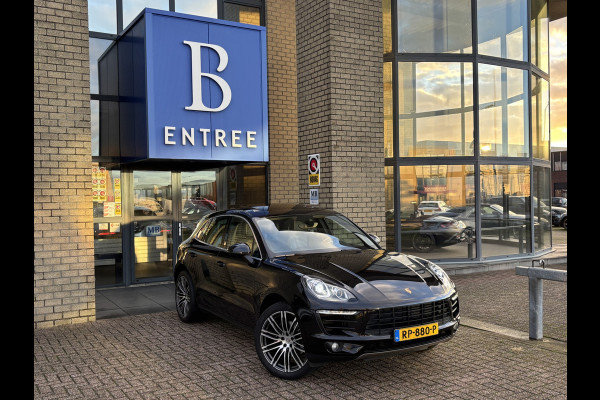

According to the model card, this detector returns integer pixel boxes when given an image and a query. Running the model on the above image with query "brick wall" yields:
[34,0,95,328]
[296,0,386,245]
[266,0,299,204]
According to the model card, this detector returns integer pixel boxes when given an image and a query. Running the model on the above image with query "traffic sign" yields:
[308,154,320,186]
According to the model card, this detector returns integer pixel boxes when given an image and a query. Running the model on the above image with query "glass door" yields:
[181,170,218,240]
[132,170,174,282]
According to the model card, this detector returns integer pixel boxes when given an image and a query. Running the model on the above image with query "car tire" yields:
[255,302,312,380]
[561,217,567,230]
[175,270,200,323]
[412,233,434,252]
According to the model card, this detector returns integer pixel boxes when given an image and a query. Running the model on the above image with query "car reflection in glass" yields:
[174,204,460,379]
[437,204,548,240]
[385,210,469,252]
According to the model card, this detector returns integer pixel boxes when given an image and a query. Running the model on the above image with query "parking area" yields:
[34,260,567,399]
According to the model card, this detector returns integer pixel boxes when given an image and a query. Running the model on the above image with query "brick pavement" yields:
[34,262,567,400]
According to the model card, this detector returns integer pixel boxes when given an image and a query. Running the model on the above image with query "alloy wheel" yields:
[175,274,192,319]
[259,311,307,373]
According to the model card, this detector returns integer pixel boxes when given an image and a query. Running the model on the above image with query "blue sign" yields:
[101,9,268,162]
[145,225,162,237]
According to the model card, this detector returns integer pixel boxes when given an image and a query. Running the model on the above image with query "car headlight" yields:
[302,276,356,302]
[427,262,455,289]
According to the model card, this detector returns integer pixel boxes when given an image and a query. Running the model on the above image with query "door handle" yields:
[216,261,225,267]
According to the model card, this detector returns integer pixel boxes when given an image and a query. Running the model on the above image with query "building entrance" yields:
[93,166,218,288]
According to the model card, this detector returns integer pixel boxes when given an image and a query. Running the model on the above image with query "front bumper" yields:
[299,293,460,365]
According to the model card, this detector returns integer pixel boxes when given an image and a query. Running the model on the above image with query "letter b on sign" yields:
[184,41,232,112]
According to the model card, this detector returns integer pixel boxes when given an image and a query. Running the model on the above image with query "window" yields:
[203,217,230,249]
[88,0,117,34]
[532,75,550,160]
[398,165,476,259]
[228,217,260,257]
[224,2,261,25]
[480,164,531,257]
[478,64,529,157]
[176,0,218,18]
[477,0,528,61]
[397,62,474,157]
[123,0,169,28]
[396,0,472,54]
[531,0,549,73]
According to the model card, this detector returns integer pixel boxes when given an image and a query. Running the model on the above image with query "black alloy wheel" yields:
[175,270,200,323]
[255,302,312,380]
[412,233,434,252]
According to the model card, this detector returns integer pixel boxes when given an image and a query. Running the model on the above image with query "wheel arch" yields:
[259,293,287,316]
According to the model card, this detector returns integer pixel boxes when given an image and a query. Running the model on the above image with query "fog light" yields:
[326,342,341,352]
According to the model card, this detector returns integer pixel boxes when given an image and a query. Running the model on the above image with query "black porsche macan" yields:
[174,204,460,379]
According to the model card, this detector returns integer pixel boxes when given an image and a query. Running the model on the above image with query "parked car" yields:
[417,201,450,216]
[402,215,468,252]
[174,204,460,379]
[385,210,469,251]
[437,204,547,238]
[552,197,567,208]
[551,207,567,229]
[487,196,551,220]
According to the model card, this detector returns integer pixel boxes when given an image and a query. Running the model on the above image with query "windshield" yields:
[254,214,379,257]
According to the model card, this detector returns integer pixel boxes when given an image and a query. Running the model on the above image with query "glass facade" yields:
[385,0,552,261]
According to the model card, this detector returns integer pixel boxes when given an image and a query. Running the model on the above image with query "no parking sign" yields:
[308,154,320,186]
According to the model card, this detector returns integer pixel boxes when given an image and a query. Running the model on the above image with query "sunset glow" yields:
[550,17,567,149]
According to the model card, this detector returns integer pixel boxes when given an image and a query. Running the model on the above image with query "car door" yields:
[212,215,261,326]
[188,216,236,313]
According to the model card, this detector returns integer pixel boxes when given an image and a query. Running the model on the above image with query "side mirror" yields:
[228,242,251,255]
[369,234,381,245]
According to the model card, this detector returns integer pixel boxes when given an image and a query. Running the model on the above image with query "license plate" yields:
[394,322,439,342]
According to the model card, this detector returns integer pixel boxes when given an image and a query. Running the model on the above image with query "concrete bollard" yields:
[515,263,567,340]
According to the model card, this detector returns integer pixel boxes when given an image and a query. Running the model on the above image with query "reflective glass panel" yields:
[397,0,472,54]
[384,166,395,250]
[133,219,173,279]
[533,166,551,252]
[88,0,117,34]
[477,0,527,61]
[478,64,529,157]
[532,75,550,160]
[175,0,217,18]
[531,0,549,72]
[384,62,393,158]
[225,165,267,208]
[89,38,112,95]
[398,62,474,157]
[181,170,218,239]
[480,164,531,257]
[133,171,172,216]
[383,0,392,54]
[92,164,123,286]
[91,100,99,156]
[398,165,476,259]
[133,171,173,281]
[224,3,261,26]
[123,0,169,29]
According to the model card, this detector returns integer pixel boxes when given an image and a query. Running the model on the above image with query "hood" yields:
[275,249,452,305]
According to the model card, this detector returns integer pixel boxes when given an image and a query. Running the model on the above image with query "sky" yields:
[550,17,567,149]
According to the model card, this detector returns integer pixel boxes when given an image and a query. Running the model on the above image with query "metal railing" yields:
[515,259,567,340]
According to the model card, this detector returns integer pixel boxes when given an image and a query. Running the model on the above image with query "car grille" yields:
[318,296,459,337]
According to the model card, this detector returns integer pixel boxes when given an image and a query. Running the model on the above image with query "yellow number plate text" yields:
[394,322,439,342]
